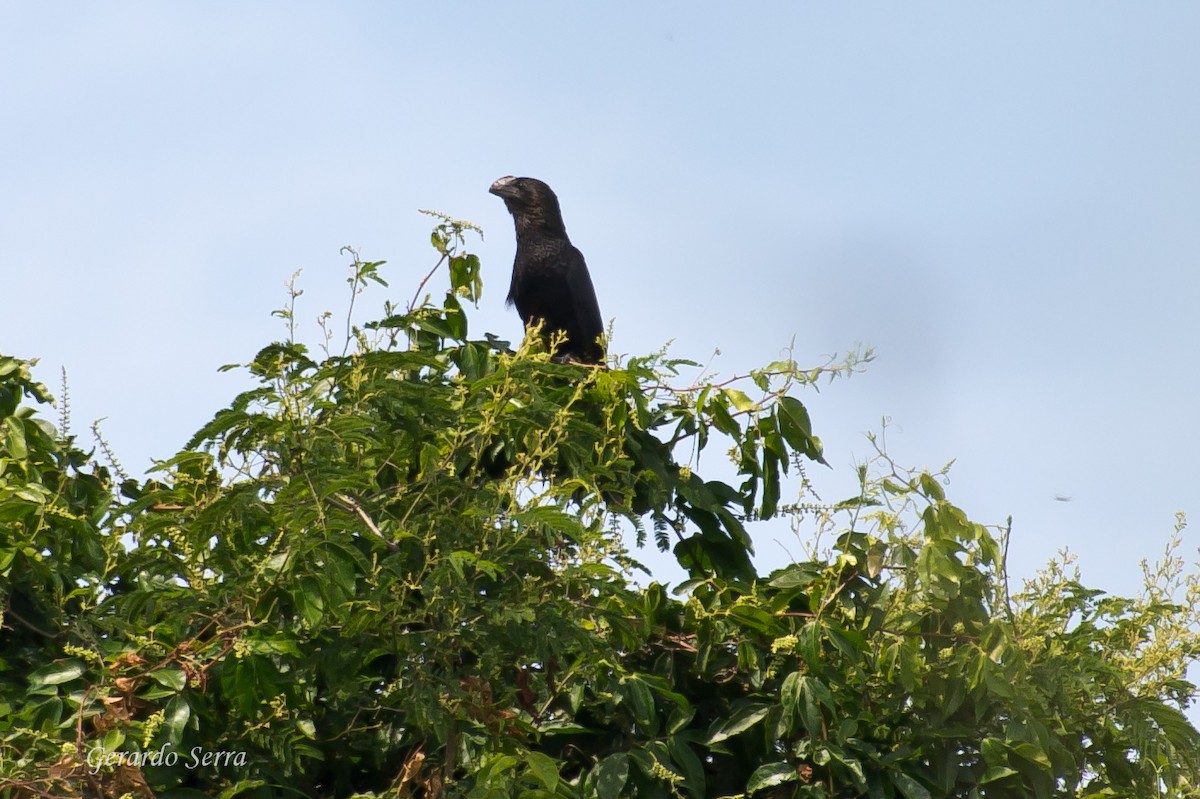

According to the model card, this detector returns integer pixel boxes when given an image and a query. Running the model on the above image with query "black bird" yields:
[489,176,605,364]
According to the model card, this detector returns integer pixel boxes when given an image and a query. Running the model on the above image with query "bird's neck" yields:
[514,216,569,243]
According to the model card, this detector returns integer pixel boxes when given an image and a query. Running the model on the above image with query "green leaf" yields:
[706,396,741,438]
[728,604,777,634]
[242,634,303,658]
[980,766,1020,783]
[525,751,560,791]
[768,562,821,590]
[706,702,771,744]
[826,625,866,657]
[3,416,28,459]
[150,668,188,692]
[28,660,85,688]
[294,577,326,625]
[761,447,780,518]
[668,736,706,799]
[623,677,657,732]
[475,754,519,787]
[747,762,797,793]
[163,696,192,746]
[892,771,932,799]
[667,705,696,735]
[797,675,832,736]
[1009,741,1052,769]
[780,671,803,732]
[724,388,756,413]
[918,472,945,501]
[100,729,126,755]
[593,753,629,799]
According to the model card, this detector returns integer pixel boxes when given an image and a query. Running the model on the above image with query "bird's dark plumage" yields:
[489,176,605,364]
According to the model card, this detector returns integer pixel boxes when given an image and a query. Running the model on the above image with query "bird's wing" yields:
[566,246,604,346]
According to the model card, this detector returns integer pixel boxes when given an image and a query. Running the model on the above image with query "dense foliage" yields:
[2,219,1199,798]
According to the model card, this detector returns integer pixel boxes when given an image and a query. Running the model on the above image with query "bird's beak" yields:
[489,176,520,199]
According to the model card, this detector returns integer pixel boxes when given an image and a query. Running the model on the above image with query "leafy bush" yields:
[2,217,1198,798]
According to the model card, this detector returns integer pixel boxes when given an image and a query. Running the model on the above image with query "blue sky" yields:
[3,3,1198,603]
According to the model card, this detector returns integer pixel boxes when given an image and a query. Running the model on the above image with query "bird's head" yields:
[489,176,567,235]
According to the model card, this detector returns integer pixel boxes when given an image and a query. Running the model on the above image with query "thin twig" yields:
[2,606,62,639]
[331,493,399,553]
[1001,514,1016,625]
[408,253,449,314]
